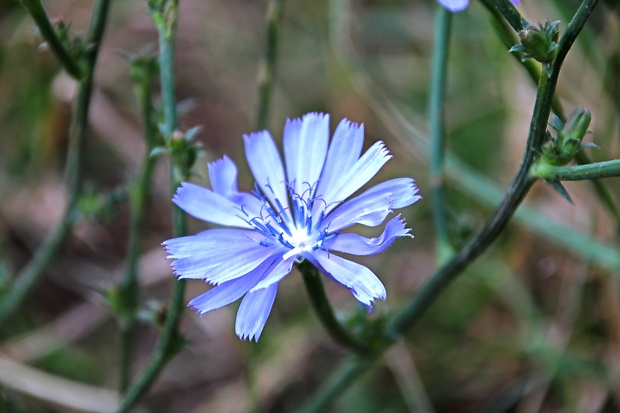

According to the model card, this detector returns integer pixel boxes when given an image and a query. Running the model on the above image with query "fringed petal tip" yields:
[187,302,206,316]
[236,332,261,342]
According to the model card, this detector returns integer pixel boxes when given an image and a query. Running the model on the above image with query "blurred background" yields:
[0,0,619,411]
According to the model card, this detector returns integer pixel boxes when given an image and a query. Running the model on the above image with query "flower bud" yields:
[541,107,591,166]
[510,20,560,64]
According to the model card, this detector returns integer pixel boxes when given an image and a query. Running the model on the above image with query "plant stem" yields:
[118,58,159,393]
[575,152,620,232]
[487,0,528,32]
[532,159,620,181]
[297,0,600,410]
[429,6,453,262]
[481,0,620,235]
[298,261,371,355]
[115,1,189,410]
[20,0,84,79]
[298,358,375,413]
[0,0,111,330]
[256,0,284,130]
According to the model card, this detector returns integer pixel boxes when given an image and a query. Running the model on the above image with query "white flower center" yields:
[239,182,336,260]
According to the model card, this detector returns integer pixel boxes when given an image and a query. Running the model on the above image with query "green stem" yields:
[574,152,620,231]
[429,6,453,262]
[532,159,620,181]
[118,58,159,393]
[116,1,188,410]
[298,0,600,410]
[298,262,371,355]
[481,0,619,234]
[20,0,84,79]
[298,358,375,413]
[487,0,528,32]
[389,0,598,345]
[0,0,112,330]
[256,0,284,130]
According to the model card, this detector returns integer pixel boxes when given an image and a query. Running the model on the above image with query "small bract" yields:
[163,113,421,340]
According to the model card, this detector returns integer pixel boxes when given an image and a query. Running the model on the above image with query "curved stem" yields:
[116,1,188,410]
[298,261,371,355]
[298,358,375,413]
[256,0,285,130]
[21,0,84,79]
[0,0,112,329]
[297,0,600,411]
[481,0,619,235]
[487,0,528,32]
[429,6,453,262]
[532,159,620,181]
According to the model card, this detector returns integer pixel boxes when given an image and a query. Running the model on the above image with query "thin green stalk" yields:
[0,0,112,329]
[532,159,620,181]
[429,6,453,262]
[298,1,599,410]
[480,0,620,235]
[298,261,371,355]
[118,58,159,393]
[390,0,598,344]
[575,152,620,231]
[257,0,284,130]
[116,1,188,410]
[298,358,375,413]
[20,0,83,79]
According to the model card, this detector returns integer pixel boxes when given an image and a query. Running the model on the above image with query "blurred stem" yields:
[574,149,620,233]
[256,0,284,130]
[298,261,371,355]
[299,358,375,413]
[389,0,598,343]
[487,0,528,32]
[118,58,159,393]
[20,0,84,79]
[481,0,620,233]
[0,0,111,329]
[429,6,453,263]
[532,159,620,181]
[116,1,188,411]
[299,0,599,410]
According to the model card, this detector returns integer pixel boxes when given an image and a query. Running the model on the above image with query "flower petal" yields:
[244,131,290,216]
[438,0,469,12]
[323,178,421,231]
[315,119,363,203]
[326,215,412,256]
[208,155,238,196]
[235,283,279,341]
[163,228,258,259]
[173,182,252,228]
[283,113,329,195]
[249,256,295,291]
[171,243,280,284]
[320,141,391,213]
[188,256,277,314]
[306,250,386,308]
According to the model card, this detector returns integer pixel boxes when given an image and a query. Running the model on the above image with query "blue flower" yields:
[438,0,519,13]
[163,113,421,341]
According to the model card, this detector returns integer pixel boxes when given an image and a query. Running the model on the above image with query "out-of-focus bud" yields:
[510,20,560,65]
[152,127,202,175]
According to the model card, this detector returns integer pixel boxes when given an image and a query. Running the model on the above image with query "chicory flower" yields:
[163,113,421,340]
